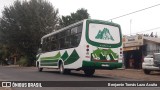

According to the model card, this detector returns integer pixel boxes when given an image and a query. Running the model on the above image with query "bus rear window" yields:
[88,23,120,44]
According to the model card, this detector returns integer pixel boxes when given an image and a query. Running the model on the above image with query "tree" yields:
[60,8,90,28]
[0,0,59,66]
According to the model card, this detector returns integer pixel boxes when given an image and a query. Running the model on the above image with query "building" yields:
[123,35,160,69]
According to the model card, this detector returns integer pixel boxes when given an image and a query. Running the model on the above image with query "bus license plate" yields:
[101,64,109,67]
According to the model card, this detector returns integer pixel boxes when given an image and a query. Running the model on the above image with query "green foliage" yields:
[0,45,10,60]
[0,0,91,66]
[17,56,28,66]
[60,8,90,28]
[0,0,59,65]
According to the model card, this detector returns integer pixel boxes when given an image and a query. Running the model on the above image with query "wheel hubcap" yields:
[60,64,63,73]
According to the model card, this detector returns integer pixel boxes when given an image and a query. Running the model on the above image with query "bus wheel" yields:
[59,63,64,74]
[83,69,95,76]
[143,69,151,74]
[59,63,71,74]
[38,63,43,72]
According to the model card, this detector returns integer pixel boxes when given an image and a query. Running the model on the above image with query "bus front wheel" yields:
[83,69,95,76]
[38,63,43,72]
[59,63,71,74]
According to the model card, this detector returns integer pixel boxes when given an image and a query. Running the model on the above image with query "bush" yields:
[17,56,28,66]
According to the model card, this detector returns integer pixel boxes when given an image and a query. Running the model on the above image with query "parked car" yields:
[142,53,160,74]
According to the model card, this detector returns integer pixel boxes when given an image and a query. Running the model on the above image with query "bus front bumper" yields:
[82,61,122,70]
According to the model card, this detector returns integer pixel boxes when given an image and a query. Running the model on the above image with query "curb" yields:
[0,87,12,90]
[2,65,19,67]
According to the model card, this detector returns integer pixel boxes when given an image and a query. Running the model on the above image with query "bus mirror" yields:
[38,48,42,54]
[39,44,42,48]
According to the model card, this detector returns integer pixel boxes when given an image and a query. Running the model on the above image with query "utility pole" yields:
[130,19,132,36]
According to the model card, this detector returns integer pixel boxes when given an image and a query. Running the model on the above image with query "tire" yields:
[37,63,43,72]
[59,63,64,74]
[143,69,151,74]
[59,63,71,74]
[84,69,95,76]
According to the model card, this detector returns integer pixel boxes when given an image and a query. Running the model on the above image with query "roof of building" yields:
[143,36,160,44]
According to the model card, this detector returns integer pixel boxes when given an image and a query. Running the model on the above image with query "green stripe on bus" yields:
[41,59,59,63]
[40,63,57,66]
[61,51,69,61]
[64,49,80,65]
[40,52,61,60]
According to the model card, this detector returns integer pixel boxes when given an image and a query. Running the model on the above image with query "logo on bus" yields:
[95,28,114,41]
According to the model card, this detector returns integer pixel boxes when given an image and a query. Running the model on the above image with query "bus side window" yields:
[42,38,47,52]
[70,33,81,47]
[66,29,70,36]
[42,44,45,52]
[42,23,83,51]
[71,27,77,35]
[46,38,51,52]
[70,25,82,47]
[77,24,83,33]
[64,36,70,48]
[60,31,66,37]
[51,40,57,51]
[76,33,82,44]
[50,40,54,50]
[59,38,65,49]
[56,34,59,39]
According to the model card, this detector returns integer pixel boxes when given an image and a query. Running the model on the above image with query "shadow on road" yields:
[42,70,115,79]
[149,72,160,75]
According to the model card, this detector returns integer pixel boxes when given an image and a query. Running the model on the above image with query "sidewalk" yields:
[0,88,11,90]
[96,69,160,81]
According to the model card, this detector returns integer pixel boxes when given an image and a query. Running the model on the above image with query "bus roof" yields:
[41,19,85,40]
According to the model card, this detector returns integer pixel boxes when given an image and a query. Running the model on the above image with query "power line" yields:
[127,26,160,35]
[108,3,160,21]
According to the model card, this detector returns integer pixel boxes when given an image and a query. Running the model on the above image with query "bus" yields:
[36,19,123,76]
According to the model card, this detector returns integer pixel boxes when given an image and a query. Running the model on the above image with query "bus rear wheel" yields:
[83,69,95,76]
[143,69,151,74]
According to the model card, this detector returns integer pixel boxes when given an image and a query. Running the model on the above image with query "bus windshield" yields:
[88,23,120,44]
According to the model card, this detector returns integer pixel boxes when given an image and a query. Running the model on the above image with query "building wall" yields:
[144,40,160,55]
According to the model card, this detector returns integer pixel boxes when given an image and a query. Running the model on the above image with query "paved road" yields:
[0,66,127,81]
[0,66,160,90]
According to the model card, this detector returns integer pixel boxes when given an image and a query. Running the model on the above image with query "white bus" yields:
[36,19,123,76]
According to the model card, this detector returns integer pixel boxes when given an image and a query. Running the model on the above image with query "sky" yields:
[1,0,160,36]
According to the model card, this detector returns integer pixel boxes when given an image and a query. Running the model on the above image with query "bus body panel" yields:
[81,20,123,69]
[37,19,123,70]
[38,48,83,69]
